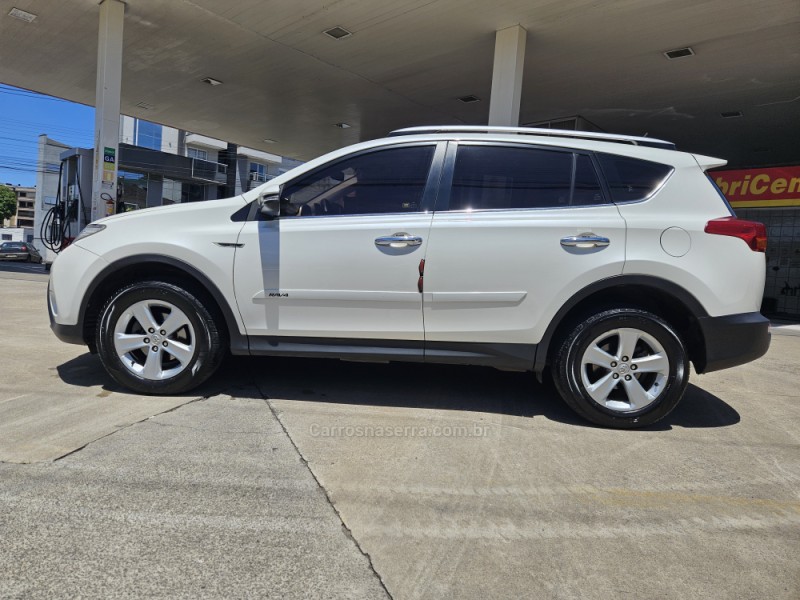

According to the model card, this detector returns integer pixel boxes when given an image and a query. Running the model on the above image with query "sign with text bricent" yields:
[711,166,800,208]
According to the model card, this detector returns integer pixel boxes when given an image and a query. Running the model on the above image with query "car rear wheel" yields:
[96,281,226,395]
[553,308,689,428]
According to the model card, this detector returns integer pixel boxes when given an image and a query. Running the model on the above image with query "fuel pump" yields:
[40,148,93,262]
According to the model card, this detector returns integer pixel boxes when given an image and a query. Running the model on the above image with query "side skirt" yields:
[239,337,536,372]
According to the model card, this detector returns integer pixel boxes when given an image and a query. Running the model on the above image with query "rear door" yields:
[422,142,627,356]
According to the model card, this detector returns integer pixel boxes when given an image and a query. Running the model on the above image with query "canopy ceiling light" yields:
[8,7,37,23]
[324,27,352,40]
[663,47,694,60]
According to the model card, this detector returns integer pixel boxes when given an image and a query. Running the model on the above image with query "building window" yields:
[249,162,267,183]
[187,147,208,161]
[133,120,163,151]
[117,171,148,211]
[162,178,187,205]
[182,183,208,203]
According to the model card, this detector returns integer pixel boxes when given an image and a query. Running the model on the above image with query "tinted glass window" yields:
[573,154,604,206]
[282,146,435,217]
[450,146,572,210]
[448,146,604,211]
[134,120,162,151]
[598,153,673,202]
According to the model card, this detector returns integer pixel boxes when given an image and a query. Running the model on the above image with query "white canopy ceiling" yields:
[1,0,798,166]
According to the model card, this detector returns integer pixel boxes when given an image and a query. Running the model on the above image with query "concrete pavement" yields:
[0,394,389,599]
[0,271,201,462]
[1,267,798,599]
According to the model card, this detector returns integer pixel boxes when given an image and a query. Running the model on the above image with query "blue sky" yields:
[0,84,95,187]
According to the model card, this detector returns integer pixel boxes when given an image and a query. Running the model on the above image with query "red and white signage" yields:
[711,166,800,208]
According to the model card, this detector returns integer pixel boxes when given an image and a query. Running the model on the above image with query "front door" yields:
[233,143,444,347]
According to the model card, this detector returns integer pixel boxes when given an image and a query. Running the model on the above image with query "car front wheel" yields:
[553,308,689,428]
[96,281,226,395]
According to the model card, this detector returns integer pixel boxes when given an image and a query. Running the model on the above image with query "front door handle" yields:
[375,232,423,248]
[560,234,611,249]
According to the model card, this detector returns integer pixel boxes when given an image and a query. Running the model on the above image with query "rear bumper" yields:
[697,312,770,373]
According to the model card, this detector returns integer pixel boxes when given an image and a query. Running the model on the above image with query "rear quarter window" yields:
[598,153,673,203]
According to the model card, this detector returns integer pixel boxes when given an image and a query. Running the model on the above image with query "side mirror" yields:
[259,193,280,219]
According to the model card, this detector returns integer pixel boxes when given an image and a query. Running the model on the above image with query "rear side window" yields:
[447,146,604,211]
[597,153,673,203]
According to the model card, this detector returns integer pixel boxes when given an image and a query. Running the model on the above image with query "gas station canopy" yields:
[0,0,798,166]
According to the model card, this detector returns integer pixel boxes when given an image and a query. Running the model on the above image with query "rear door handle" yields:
[560,234,611,249]
[375,232,423,248]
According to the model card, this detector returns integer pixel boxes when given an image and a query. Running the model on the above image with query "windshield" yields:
[1,242,25,250]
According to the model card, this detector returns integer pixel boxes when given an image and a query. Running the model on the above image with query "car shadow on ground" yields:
[57,353,740,430]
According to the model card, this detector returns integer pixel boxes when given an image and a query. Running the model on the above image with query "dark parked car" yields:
[0,241,42,263]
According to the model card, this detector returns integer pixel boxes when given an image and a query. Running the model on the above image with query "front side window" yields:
[281,145,435,217]
[597,153,673,203]
[448,146,604,211]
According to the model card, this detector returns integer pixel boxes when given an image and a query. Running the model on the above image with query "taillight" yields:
[705,217,767,252]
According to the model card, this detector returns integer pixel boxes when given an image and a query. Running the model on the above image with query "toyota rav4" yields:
[48,126,770,428]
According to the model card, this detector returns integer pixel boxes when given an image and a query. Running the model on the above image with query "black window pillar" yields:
[219,142,238,198]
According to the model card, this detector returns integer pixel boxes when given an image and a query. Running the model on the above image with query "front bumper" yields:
[48,282,84,345]
[696,312,771,373]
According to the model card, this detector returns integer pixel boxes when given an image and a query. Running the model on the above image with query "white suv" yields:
[48,126,770,428]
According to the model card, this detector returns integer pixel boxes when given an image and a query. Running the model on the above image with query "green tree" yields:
[0,185,16,224]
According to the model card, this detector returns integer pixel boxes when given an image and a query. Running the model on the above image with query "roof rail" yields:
[388,125,676,150]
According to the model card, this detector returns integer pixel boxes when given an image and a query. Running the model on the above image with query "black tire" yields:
[96,280,226,395]
[552,308,689,429]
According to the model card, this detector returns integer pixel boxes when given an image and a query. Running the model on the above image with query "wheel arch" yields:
[80,254,247,354]
[534,275,710,377]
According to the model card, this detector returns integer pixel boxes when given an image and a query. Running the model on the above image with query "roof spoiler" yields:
[693,153,727,171]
